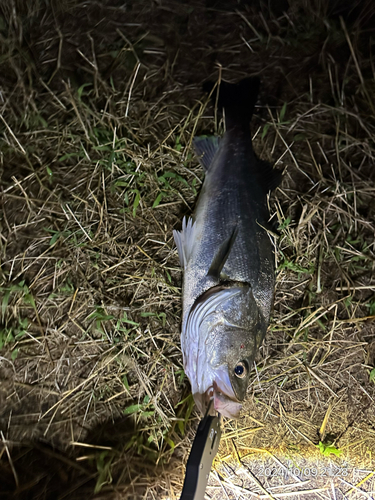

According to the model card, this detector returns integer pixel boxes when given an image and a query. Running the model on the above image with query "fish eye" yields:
[234,361,247,379]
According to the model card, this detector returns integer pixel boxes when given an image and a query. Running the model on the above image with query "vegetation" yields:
[1,0,375,498]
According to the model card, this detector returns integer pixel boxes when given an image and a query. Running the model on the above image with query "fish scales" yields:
[187,130,274,317]
[173,78,281,419]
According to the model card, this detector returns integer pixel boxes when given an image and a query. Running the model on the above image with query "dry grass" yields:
[1,0,375,499]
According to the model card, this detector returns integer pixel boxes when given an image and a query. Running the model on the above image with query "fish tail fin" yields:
[204,77,260,129]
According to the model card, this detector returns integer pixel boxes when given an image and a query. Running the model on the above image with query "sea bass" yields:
[173,78,281,419]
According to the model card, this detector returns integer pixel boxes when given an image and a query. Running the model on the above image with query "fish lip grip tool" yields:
[179,401,222,500]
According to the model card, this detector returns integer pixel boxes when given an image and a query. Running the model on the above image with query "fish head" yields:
[185,283,266,419]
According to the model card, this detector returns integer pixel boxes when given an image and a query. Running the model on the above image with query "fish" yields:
[173,77,281,419]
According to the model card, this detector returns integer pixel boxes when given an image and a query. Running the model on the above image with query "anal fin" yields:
[193,136,220,172]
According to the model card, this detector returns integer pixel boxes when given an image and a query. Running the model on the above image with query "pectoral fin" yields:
[207,226,238,279]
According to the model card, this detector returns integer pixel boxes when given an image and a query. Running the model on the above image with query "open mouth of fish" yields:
[193,367,243,419]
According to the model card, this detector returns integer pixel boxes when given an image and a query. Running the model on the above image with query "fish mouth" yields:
[212,381,242,419]
[193,367,243,419]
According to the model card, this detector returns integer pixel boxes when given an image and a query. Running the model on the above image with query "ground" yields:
[1,0,375,499]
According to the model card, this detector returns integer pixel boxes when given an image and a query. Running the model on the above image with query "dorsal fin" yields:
[193,136,220,172]
[256,157,283,194]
